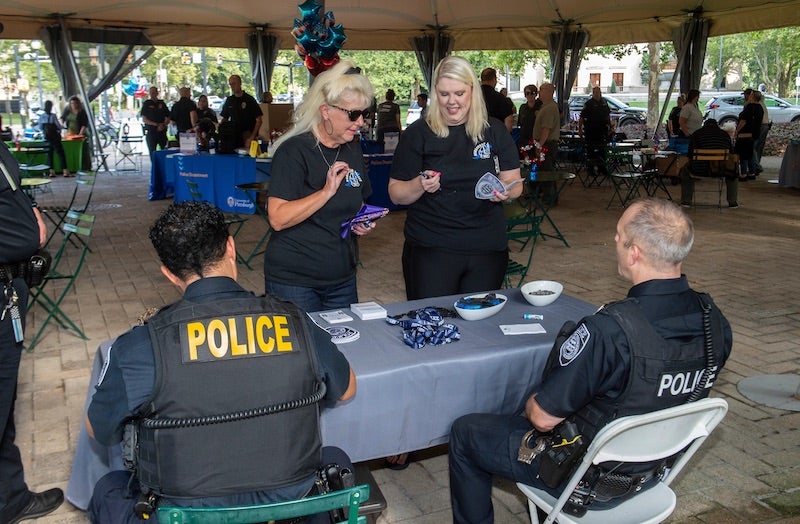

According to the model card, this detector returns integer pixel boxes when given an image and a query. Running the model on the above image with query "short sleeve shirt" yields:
[481,85,514,123]
[679,104,703,136]
[265,133,371,287]
[376,101,400,131]
[532,100,561,143]
[389,118,519,252]
[221,92,263,135]
[141,99,170,127]
[534,277,733,418]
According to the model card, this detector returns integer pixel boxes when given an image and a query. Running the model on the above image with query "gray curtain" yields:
[410,32,454,91]
[547,28,589,125]
[248,29,281,101]
[37,23,154,169]
[672,16,710,95]
[38,25,153,103]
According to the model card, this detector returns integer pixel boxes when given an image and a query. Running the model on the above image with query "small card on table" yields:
[500,323,547,335]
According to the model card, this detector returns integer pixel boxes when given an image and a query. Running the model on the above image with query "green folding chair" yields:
[157,484,370,524]
[504,212,542,288]
[27,211,95,351]
[41,171,97,249]
[185,179,250,267]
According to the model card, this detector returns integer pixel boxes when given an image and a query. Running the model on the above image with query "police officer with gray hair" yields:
[86,201,356,523]
[449,198,732,523]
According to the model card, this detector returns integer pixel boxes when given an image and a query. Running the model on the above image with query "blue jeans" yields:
[266,277,358,313]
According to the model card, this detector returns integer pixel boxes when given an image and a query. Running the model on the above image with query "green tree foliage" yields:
[706,29,800,97]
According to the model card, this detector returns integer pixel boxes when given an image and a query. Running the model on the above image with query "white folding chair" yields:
[517,397,729,524]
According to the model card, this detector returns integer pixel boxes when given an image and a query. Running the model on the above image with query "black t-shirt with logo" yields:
[265,133,371,288]
[390,118,518,253]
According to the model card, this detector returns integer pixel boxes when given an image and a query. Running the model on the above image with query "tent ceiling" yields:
[1,0,798,50]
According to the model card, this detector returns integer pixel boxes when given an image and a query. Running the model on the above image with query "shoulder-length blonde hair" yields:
[273,59,375,149]
[426,56,488,143]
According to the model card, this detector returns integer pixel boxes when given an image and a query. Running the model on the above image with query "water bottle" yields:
[611,134,616,148]
[654,138,660,153]
[15,133,21,151]
[529,162,538,182]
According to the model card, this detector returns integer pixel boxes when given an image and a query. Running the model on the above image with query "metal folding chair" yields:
[158,484,370,524]
[517,398,729,524]
[185,180,250,267]
[27,211,95,351]
[235,181,272,269]
[41,171,97,249]
[504,208,542,288]
[115,123,144,171]
[689,148,729,210]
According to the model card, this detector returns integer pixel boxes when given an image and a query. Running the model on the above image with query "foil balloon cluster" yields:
[292,0,347,76]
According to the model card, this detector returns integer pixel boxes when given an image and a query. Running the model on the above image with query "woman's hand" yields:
[323,160,350,196]
[351,221,375,236]
[419,170,441,193]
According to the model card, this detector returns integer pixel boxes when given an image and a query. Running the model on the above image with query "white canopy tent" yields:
[2,0,798,166]
[1,0,798,51]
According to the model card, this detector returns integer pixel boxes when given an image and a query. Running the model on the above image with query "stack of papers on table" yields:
[318,310,354,324]
[350,301,387,320]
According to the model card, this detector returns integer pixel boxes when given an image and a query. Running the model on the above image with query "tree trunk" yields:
[647,42,661,137]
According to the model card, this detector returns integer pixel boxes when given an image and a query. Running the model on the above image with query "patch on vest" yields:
[559,323,590,366]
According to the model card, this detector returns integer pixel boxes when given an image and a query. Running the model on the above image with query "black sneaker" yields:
[7,488,64,523]
[728,202,739,209]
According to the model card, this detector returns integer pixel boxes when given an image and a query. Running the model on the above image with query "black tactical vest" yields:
[136,294,324,498]
[554,295,726,441]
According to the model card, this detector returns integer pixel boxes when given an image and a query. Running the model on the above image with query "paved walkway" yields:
[15,154,800,523]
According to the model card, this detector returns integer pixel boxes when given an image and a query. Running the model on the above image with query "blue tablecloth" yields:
[149,152,272,204]
[364,153,406,211]
[66,289,595,509]
[148,148,178,200]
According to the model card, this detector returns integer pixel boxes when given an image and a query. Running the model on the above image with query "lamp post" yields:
[158,54,178,95]
[30,40,44,107]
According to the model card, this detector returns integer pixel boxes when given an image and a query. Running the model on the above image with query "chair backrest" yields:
[543,398,728,521]
[691,148,728,163]
[185,179,204,202]
[72,171,97,212]
[157,484,370,524]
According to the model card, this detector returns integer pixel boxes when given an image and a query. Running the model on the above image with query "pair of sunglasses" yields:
[330,105,372,122]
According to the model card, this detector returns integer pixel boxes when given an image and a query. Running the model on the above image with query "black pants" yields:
[0,278,31,522]
[401,242,507,301]
[88,446,352,524]
[46,139,68,173]
[145,127,167,157]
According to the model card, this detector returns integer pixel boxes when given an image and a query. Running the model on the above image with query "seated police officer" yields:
[448,197,732,523]
[86,201,356,523]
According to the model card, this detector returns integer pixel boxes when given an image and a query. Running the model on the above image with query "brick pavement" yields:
[15,154,800,523]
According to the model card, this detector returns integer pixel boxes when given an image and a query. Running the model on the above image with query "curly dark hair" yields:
[148,201,229,280]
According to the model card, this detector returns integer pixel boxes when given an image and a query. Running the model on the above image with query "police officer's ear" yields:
[160,265,186,290]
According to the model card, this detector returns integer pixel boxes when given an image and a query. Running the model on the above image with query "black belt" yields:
[0,264,23,281]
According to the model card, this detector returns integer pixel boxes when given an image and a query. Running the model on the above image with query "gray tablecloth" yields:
[779,142,800,189]
[66,289,595,510]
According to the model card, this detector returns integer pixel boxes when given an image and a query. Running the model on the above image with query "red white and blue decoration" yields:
[292,0,347,76]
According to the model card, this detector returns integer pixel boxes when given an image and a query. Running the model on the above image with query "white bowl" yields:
[454,293,508,321]
[521,281,563,307]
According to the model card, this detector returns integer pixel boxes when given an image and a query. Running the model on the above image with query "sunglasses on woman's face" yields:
[330,105,372,122]
[525,91,536,96]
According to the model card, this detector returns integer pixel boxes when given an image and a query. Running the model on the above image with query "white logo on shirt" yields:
[559,324,590,366]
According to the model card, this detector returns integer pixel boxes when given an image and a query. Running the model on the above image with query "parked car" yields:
[405,102,422,126]
[568,94,647,131]
[704,93,800,126]
[207,95,224,112]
